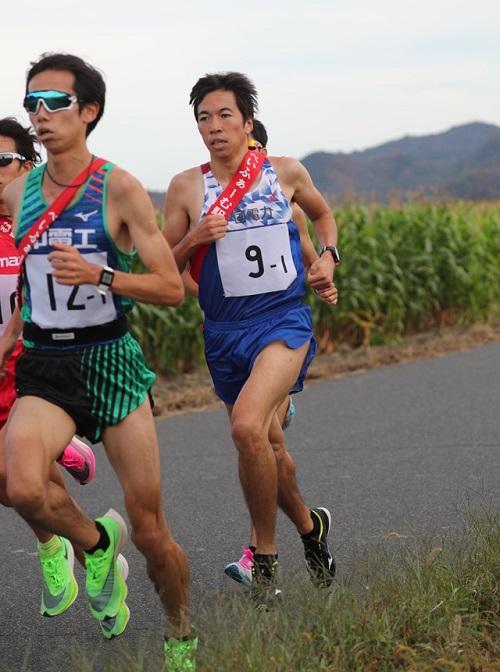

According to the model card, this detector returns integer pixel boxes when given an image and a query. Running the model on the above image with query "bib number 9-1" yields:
[216,223,297,297]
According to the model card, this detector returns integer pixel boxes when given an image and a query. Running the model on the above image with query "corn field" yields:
[130,202,500,375]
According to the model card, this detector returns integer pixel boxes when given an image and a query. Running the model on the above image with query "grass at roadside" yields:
[65,508,499,671]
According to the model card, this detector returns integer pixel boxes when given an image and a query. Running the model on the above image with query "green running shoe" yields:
[39,536,78,617]
[163,635,198,671]
[84,508,128,621]
[100,600,130,639]
[99,554,130,639]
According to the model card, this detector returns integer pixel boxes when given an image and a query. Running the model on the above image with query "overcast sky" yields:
[2,0,499,190]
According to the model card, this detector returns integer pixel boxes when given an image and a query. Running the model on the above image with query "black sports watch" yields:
[96,265,115,295]
[319,245,341,264]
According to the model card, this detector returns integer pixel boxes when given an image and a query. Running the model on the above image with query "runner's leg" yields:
[230,340,310,555]
[4,396,100,550]
[102,398,190,639]
[0,421,86,560]
[268,412,313,534]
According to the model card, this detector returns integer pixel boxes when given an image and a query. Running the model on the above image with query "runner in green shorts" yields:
[2,53,195,668]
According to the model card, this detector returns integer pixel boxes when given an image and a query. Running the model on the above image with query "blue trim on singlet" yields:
[198,159,307,322]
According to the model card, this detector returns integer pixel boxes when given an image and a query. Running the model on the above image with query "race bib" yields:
[216,223,297,297]
[25,251,117,329]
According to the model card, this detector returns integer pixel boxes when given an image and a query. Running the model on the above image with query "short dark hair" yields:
[251,119,268,148]
[190,72,258,122]
[0,117,41,163]
[26,53,106,136]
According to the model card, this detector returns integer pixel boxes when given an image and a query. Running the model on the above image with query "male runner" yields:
[223,118,338,585]
[0,116,107,625]
[164,72,339,596]
[3,54,195,668]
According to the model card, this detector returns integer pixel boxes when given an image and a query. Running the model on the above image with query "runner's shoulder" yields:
[168,166,201,189]
[106,165,146,200]
[267,155,307,183]
[166,167,202,202]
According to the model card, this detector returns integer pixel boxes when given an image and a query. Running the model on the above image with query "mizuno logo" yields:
[75,210,98,223]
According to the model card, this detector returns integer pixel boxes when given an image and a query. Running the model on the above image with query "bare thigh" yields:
[5,397,76,490]
[102,399,165,529]
[232,340,309,431]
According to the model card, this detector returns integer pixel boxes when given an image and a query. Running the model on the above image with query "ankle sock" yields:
[38,535,62,556]
[85,521,110,554]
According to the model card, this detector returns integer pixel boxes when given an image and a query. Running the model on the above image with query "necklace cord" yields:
[45,154,95,188]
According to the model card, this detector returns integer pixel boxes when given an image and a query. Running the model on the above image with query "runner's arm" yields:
[49,170,184,306]
[182,267,199,298]
[163,172,227,272]
[286,159,338,289]
[292,204,318,269]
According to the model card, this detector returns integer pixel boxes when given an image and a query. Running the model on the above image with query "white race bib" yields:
[216,223,297,297]
[26,251,117,328]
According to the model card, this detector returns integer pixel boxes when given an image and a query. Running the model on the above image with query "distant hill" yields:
[148,122,500,206]
[302,122,500,202]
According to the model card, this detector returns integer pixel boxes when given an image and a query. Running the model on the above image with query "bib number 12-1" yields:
[216,223,297,297]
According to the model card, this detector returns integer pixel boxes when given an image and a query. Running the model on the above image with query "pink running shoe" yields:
[57,437,96,485]
[224,546,254,587]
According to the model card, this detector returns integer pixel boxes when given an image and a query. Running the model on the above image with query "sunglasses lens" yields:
[46,94,73,111]
[24,91,74,113]
[23,96,39,113]
[0,157,13,167]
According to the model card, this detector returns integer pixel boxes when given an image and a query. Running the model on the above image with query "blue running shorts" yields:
[203,302,317,405]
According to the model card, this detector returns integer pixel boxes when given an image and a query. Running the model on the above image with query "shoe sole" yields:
[99,557,130,639]
[68,436,96,485]
[318,507,335,572]
[88,509,129,620]
[41,538,79,617]
[224,564,252,587]
[317,507,332,537]
[305,508,335,585]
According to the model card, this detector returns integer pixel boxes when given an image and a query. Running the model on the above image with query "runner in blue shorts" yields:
[223,119,338,584]
[164,73,340,597]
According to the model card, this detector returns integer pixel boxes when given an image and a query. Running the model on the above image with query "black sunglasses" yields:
[0,152,27,167]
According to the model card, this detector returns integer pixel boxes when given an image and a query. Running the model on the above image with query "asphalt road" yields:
[0,343,498,671]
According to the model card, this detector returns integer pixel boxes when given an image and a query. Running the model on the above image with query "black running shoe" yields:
[301,507,336,587]
[251,554,281,610]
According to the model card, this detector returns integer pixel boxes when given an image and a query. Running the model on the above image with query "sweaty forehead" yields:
[28,69,76,94]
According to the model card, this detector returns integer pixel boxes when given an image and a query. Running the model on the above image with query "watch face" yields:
[101,270,114,286]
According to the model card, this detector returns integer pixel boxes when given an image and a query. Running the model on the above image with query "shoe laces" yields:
[41,555,66,592]
[86,551,110,590]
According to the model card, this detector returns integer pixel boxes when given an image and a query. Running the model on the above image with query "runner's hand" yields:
[48,243,100,286]
[313,281,338,305]
[191,215,227,246]
[307,253,336,290]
